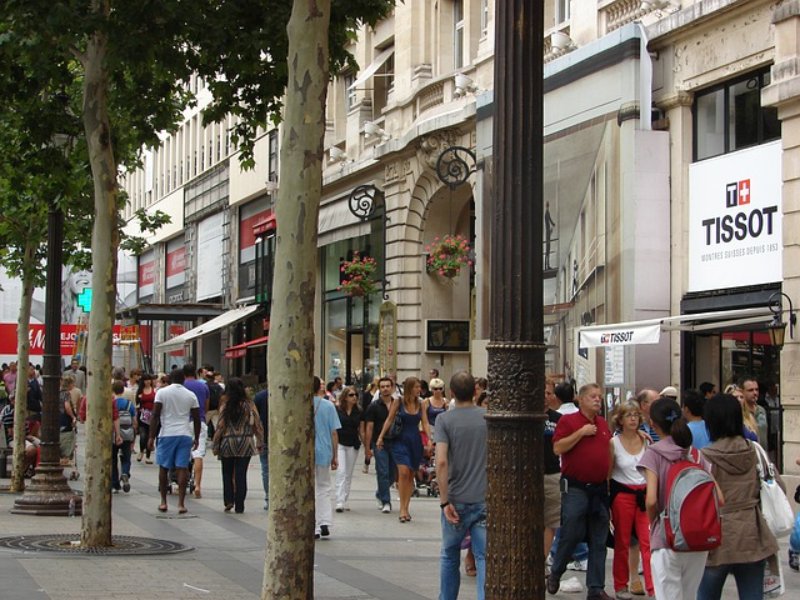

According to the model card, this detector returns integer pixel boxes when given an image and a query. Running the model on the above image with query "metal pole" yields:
[486,1,544,598]
[12,202,82,516]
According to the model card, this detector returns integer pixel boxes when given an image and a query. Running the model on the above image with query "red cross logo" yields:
[738,179,751,205]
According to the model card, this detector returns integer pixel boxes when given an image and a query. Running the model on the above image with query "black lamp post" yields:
[12,134,82,516]
[485,1,545,597]
[767,291,796,349]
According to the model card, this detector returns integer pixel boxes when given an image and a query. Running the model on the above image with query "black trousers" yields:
[220,455,251,512]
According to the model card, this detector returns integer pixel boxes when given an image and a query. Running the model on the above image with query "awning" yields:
[317,198,370,247]
[116,303,224,321]
[577,307,773,349]
[224,336,269,359]
[155,304,261,353]
[348,46,394,90]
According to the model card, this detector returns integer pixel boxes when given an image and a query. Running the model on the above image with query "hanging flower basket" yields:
[338,252,378,297]
[425,234,472,279]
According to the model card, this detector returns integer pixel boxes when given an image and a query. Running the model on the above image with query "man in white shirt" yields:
[148,369,201,514]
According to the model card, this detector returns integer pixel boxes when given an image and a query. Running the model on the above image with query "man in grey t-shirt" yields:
[435,370,487,600]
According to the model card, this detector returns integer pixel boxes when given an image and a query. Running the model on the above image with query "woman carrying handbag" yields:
[212,378,264,514]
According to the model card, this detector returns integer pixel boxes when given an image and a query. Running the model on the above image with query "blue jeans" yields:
[260,445,269,504]
[372,444,395,505]
[551,482,609,593]
[550,529,589,562]
[697,561,764,600]
[440,502,486,600]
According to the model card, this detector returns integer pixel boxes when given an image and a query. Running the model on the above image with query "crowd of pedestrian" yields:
[3,354,799,600]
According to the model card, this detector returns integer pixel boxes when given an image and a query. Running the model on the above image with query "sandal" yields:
[178,506,188,514]
[158,504,168,513]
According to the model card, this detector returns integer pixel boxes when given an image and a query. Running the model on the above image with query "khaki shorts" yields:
[544,472,562,529]
[59,429,76,460]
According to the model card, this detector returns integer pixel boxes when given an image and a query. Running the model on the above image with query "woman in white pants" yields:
[335,386,364,512]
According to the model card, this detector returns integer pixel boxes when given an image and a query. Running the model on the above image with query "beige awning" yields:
[155,304,261,352]
[348,47,394,90]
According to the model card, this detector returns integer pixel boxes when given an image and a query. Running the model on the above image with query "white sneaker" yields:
[335,503,344,513]
[381,503,391,513]
[567,559,588,571]
[616,590,633,600]
[377,499,384,510]
[560,577,584,593]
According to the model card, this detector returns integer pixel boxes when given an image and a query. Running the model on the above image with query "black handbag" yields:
[383,413,402,440]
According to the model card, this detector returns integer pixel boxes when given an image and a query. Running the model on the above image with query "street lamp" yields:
[12,132,82,516]
[767,291,796,349]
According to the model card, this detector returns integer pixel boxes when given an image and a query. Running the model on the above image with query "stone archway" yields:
[382,131,476,382]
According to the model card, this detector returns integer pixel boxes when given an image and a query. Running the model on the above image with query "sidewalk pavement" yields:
[0,434,796,599]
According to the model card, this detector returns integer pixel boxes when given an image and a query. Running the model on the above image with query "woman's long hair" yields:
[136,373,154,402]
[403,376,420,408]
[650,397,692,448]
[222,377,248,425]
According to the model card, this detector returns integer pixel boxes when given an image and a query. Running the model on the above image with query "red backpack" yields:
[662,447,722,552]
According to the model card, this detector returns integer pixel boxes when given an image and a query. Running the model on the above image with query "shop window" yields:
[480,0,489,34]
[344,72,357,111]
[556,0,570,24]
[454,0,465,69]
[267,129,278,185]
[373,50,394,116]
[694,69,780,161]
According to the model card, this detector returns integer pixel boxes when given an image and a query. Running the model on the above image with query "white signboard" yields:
[196,211,224,301]
[688,142,782,292]
[604,345,625,386]
[579,323,661,349]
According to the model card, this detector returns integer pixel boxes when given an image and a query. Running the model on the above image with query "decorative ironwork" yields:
[347,184,390,301]
[435,146,476,189]
[0,534,193,555]
[348,184,381,222]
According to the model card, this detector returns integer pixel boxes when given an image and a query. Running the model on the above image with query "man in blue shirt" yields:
[183,364,209,498]
[253,387,269,510]
[313,376,340,539]
[682,389,711,449]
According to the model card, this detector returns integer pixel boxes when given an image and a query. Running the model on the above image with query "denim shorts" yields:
[156,435,193,469]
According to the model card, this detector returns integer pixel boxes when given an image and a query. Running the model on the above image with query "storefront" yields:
[318,189,384,389]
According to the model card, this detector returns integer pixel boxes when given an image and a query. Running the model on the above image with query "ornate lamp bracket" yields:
[347,184,390,300]
[435,146,477,189]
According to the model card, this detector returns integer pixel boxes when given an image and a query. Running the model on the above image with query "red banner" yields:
[0,323,127,356]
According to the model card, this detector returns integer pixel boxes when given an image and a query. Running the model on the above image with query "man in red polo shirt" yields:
[547,383,612,600]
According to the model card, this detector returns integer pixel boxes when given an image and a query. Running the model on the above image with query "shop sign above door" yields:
[688,141,782,292]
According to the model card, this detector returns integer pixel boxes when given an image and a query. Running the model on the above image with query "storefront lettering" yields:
[701,205,778,245]
[600,331,634,344]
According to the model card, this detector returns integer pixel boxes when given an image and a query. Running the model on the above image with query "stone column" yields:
[762,0,800,474]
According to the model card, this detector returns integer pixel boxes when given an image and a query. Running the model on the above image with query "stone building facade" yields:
[120,0,799,470]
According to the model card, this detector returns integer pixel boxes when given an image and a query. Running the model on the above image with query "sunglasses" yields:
[432,387,443,391]
[347,393,357,397]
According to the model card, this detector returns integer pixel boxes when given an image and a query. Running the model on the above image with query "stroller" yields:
[166,461,195,495]
[412,433,439,497]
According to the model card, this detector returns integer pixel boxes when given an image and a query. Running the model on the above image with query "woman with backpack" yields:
[637,397,720,600]
[697,393,780,600]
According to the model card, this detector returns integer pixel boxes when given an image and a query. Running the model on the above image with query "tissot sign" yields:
[688,142,782,292]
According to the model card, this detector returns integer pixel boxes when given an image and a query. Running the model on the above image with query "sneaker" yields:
[335,503,344,513]
[587,591,613,600]
[263,500,269,511]
[320,525,330,537]
[546,573,560,595]
[381,503,391,513]
[616,590,632,600]
[121,474,130,493]
[377,499,385,510]
[545,554,553,567]
[560,577,584,593]
[567,559,588,572]
[136,452,144,462]
[790,549,799,572]
[112,488,120,494]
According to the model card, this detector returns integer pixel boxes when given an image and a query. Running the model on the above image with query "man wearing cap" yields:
[547,383,613,600]
[659,385,678,399]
